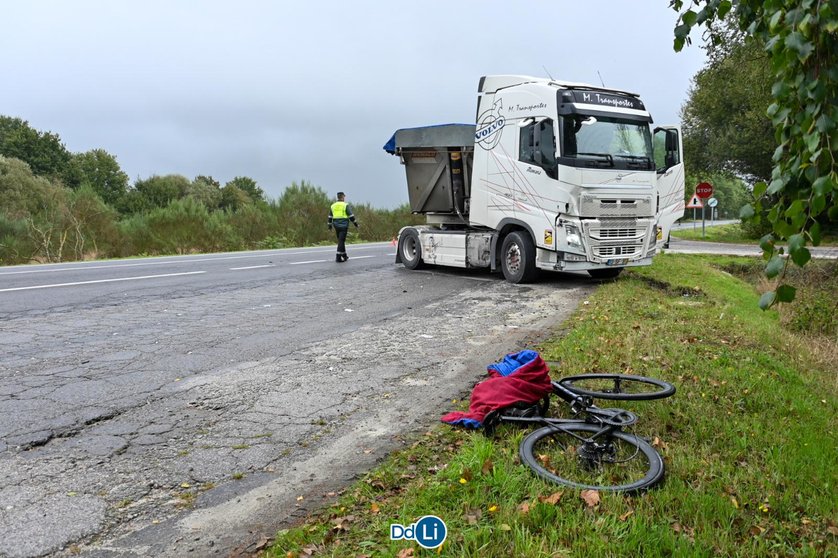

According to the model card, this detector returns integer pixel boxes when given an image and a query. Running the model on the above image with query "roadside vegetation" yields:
[266,254,837,558]
[672,223,838,245]
[1,117,422,265]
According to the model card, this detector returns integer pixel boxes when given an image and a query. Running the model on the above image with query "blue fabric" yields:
[443,417,482,429]
[383,132,398,154]
[486,349,540,377]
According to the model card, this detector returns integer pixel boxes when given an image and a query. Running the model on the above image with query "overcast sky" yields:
[1,1,706,208]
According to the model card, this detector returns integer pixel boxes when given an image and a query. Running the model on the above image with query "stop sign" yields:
[696,182,714,198]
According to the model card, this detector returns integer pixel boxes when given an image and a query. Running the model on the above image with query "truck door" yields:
[653,126,685,247]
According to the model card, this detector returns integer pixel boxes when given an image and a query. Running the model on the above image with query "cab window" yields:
[519,118,557,179]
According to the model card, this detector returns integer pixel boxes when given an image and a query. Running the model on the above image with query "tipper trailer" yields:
[384,75,685,282]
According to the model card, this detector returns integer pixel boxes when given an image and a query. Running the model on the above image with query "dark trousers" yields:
[334,227,348,255]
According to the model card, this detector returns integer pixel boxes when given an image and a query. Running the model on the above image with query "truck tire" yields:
[398,229,424,270]
[501,231,537,283]
[588,268,623,279]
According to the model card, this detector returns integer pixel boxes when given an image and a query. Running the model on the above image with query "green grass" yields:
[267,254,837,558]
[672,223,838,245]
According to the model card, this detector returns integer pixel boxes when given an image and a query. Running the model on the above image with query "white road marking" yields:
[0,243,391,275]
[0,271,206,293]
[229,265,275,270]
[288,260,330,265]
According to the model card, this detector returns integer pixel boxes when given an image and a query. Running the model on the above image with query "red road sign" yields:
[696,182,714,198]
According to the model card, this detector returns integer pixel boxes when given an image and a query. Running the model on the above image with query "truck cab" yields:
[385,75,684,283]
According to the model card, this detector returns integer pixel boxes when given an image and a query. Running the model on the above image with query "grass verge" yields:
[266,254,837,558]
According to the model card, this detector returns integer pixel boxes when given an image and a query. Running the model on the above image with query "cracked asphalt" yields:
[0,244,593,557]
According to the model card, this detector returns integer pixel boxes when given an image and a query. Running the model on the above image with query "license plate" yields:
[606,258,628,266]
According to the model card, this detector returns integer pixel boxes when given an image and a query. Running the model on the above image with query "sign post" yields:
[695,182,714,238]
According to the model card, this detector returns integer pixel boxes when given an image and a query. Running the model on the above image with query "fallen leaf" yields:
[749,525,765,536]
[651,437,668,450]
[518,502,531,514]
[499,523,512,531]
[619,510,634,521]
[296,495,304,501]
[538,491,564,505]
[731,496,739,509]
[580,489,601,508]
[481,459,494,475]
[180,483,191,489]
[397,549,414,558]
[370,503,380,514]
[461,468,473,482]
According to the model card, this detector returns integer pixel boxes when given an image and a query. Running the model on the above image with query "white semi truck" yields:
[384,75,685,282]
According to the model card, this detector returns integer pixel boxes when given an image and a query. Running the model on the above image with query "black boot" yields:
[342,254,349,262]
[336,254,342,262]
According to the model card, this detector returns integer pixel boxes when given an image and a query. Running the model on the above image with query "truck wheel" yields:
[588,268,623,279]
[398,229,424,270]
[501,231,537,283]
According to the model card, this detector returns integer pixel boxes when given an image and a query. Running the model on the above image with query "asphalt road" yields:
[0,243,595,557]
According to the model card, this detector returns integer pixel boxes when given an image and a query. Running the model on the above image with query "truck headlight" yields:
[565,225,583,248]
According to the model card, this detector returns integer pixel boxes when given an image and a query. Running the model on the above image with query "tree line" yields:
[0,116,421,265]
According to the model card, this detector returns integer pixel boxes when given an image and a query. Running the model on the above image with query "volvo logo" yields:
[475,100,505,150]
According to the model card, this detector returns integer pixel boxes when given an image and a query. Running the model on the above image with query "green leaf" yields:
[740,204,755,220]
[807,223,821,247]
[790,246,811,267]
[674,23,691,39]
[759,234,776,255]
[788,233,805,252]
[759,291,776,310]
[804,132,821,154]
[784,200,805,219]
[784,32,815,61]
[765,255,784,279]
[776,284,797,303]
[753,182,768,198]
[811,193,826,215]
[682,10,697,26]
[717,0,732,18]
[767,179,786,195]
[812,175,834,195]
[674,36,686,52]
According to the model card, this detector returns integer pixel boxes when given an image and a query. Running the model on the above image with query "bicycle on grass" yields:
[483,374,676,493]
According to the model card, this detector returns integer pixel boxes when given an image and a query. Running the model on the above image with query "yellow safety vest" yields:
[330,201,349,219]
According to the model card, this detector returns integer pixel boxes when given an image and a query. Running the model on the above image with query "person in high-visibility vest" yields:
[327,192,359,262]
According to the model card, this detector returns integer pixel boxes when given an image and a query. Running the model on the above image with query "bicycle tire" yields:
[558,374,675,401]
[519,422,664,493]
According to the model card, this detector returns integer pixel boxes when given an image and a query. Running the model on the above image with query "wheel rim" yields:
[505,242,521,275]
[523,424,663,492]
[402,236,417,262]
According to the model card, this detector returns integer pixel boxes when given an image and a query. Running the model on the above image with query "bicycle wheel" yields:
[519,422,664,493]
[558,374,675,401]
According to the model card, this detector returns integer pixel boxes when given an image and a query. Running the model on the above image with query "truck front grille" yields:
[581,195,653,218]
[581,218,654,263]
[595,245,643,258]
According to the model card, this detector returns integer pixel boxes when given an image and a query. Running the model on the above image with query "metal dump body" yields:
[384,124,475,215]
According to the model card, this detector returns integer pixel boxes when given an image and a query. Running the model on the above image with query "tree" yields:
[187,175,223,210]
[681,29,775,182]
[671,0,838,308]
[0,116,71,180]
[225,176,264,203]
[132,174,191,209]
[219,184,252,212]
[69,149,129,206]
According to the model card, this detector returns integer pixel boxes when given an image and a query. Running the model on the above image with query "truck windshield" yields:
[559,115,654,170]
